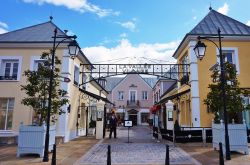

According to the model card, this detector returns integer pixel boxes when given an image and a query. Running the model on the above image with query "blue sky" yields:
[1,0,250,63]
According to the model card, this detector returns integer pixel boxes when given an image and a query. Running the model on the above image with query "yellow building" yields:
[162,8,250,128]
[0,20,110,142]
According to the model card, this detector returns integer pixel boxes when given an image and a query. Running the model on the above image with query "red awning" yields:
[150,105,161,114]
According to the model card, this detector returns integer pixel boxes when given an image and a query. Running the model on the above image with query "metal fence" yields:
[159,127,212,144]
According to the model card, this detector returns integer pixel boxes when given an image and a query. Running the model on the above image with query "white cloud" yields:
[246,20,250,26]
[119,33,127,38]
[117,21,136,32]
[22,0,119,17]
[217,3,229,15]
[0,21,8,34]
[0,28,8,34]
[83,39,179,64]
[193,16,197,20]
[0,21,8,29]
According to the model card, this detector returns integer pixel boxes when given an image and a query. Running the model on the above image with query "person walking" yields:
[109,111,118,139]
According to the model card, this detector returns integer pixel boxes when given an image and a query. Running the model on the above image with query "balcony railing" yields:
[0,75,17,80]
[127,100,140,108]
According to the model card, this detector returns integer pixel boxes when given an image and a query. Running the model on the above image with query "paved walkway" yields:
[1,126,250,165]
[75,126,201,165]
[0,136,99,165]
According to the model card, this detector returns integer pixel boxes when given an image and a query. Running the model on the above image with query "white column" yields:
[138,110,141,125]
[96,102,105,139]
[166,101,174,130]
[57,50,71,142]
[189,41,201,127]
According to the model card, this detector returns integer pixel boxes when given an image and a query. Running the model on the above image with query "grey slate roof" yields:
[0,21,68,43]
[105,77,124,91]
[105,75,157,91]
[189,9,250,35]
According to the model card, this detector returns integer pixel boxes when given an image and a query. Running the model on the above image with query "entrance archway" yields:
[128,109,138,126]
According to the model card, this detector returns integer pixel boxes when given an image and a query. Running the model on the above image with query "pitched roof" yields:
[0,21,68,43]
[189,9,250,35]
[173,9,250,58]
[105,75,157,91]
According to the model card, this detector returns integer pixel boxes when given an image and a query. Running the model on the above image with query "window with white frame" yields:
[74,65,80,85]
[217,48,240,74]
[82,73,87,89]
[33,59,48,71]
[181,55,189,76]
[0,59,19,80]
[118,91,124,100]
[142,91,148,100]
[0,98,14,130]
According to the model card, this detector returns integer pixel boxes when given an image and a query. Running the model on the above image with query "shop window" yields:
[0,98,14,130]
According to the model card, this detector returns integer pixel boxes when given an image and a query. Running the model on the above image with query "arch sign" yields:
[80,63,189,85]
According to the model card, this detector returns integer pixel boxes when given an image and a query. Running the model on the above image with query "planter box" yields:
[17,124,56,157]
[88,128,96,135]
[212,121,249,155]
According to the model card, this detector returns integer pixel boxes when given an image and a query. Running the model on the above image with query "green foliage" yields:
[204,62,245,123]
[89,116,96,128]
[174,120,180,131]
[21,52,68,126]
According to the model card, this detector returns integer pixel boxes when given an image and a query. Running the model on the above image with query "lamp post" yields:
[43,28,79,162]
[193,28,231,160]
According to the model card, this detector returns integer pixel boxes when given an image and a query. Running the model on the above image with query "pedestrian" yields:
[109,111,118,139]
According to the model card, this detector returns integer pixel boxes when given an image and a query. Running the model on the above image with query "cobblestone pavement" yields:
[75,126,201,165]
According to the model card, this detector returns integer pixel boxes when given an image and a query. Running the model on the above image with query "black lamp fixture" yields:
[193,28,231,160]
[193,40,207,60]
[43,28,79,162]
[68,40,79,59]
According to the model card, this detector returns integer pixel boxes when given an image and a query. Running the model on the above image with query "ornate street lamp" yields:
[193,41,206,60]
[43,28,79,162]
[193,28,231,160]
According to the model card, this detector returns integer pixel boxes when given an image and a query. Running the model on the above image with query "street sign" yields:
[124,120,133,127]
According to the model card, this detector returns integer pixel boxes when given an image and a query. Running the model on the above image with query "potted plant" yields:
[17,52,68,157]
[204,62,249,154]
[88,116,96,135]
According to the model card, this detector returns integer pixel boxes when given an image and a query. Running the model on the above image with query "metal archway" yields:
[80,63,189,85]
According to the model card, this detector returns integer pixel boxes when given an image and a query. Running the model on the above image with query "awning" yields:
[150,105,161,114]
[159,89,190,104]
[79,88,114,105]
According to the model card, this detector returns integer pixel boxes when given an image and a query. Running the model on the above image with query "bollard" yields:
[51,144,56,165]
[107,145,111,165]
[219,142,224,165]
[165,144,169,165]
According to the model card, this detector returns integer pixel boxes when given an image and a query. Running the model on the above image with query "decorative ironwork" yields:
[80,91,98,104]
[80,63,189,84]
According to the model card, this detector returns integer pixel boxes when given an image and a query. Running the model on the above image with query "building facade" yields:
[106,74,156,126]
[161,8,250,128]
[0,20,110,142]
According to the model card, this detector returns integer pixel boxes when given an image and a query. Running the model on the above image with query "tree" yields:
[21,52,68,126]
[204,62,247,123]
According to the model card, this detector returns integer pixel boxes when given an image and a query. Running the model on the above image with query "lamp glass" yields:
[194,41,207,60]
[68,40,79,58]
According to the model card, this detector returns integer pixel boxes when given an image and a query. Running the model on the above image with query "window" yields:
[0,60,19,80]
[142,91,148,100]
[217,48,240,74]
[141,113,149,123]
[74,65,80,85]
[82,73,87,89]
[118,91,124,100]
[33,59,47,71]
[181,55,188,76]
[0,98,14,130]
[129,91,136,102]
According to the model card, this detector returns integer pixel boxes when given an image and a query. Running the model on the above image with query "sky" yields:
[1,0,250,64]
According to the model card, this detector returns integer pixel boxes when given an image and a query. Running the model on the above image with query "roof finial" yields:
[209,2,212,10]
[49,16,53,22]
